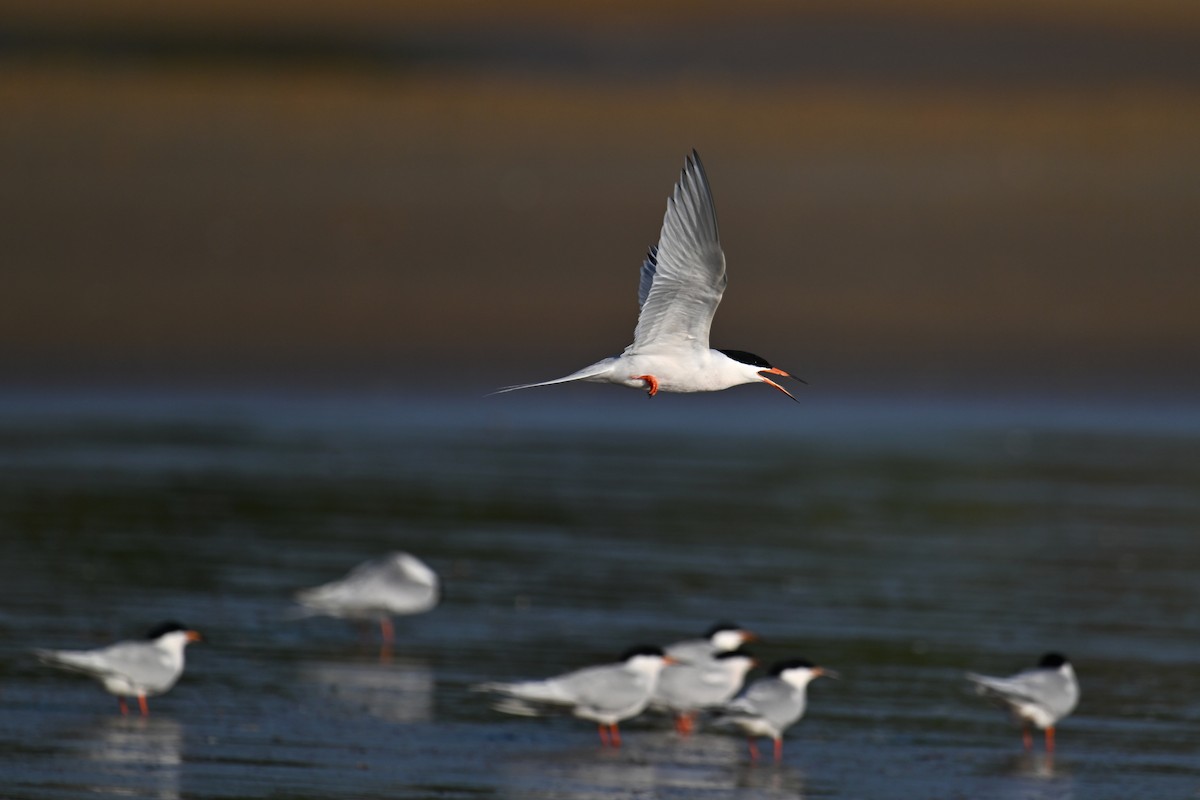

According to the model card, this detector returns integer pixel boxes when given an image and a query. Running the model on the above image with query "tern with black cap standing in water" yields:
[967,652,1079,752]
[35,621,202,716]
[475,645,674,747]
[493,150,804,401]
[714,657,837,762]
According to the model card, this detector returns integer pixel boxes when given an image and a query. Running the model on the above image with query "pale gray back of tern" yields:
[967,652,1079,752]
[665,621,757,665]
[35,621,202,716]
[492,151,804,401]
[651,648,756,735]
[714,658,836,762]
[474,645,672,747]
[294,551,439,649]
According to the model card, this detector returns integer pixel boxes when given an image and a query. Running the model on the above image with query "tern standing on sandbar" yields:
[493,150,804,402]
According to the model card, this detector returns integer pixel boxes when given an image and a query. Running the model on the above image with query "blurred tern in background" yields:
[714,658,836,762]
[967,652,1079,752]
[475,645,673,747]
[493,151,804,402]
[295,552,439,651]
[35,621,202,716]
[665,621,757,664]
[651,648,757,735]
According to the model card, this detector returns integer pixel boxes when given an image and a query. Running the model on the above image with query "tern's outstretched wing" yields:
[628,150,726,354]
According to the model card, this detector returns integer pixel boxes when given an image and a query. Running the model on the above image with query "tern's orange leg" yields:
[137,695,149,717]
[773,737,784,762]
[379,617,395,645]
[118,697,129,716]
[1022,728,1033,751]
[634,375,659,397]
[598,725,611,747]
[1045,727,1056,753]
[747,738,761,761]
[675,713,696,736]
[609,724,622,748]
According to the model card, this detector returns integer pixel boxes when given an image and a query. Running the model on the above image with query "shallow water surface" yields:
[0,392,1197,799]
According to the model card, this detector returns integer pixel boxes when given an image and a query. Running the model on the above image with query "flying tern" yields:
[493,151,803,401]
[475,645,673,747]
[35,621,202,716]
[714,658,836,762]
[294,551,439,647]
[967,652,1079,752]
[651,648,757,735]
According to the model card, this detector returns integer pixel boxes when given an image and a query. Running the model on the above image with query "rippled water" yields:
[1,390,1197,799]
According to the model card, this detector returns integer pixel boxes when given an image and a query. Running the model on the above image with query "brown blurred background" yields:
[3,1,1199,396]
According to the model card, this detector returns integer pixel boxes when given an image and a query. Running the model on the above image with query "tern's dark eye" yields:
[717,349,773,369]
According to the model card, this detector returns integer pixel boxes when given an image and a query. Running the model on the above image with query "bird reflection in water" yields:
[302,657,434,724]
[496,733,805,799]
[733,759,807,798]
[81,716,182,800]
[1007,750,1074,779]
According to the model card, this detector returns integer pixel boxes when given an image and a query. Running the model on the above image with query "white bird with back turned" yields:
[967,652,1079,752]
[493,151,803,401]
[294,551,439,648]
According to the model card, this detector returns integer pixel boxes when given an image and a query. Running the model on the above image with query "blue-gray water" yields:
[1,390,1198,799]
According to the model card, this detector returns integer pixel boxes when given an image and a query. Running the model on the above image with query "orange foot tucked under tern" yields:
[635,375,660,397]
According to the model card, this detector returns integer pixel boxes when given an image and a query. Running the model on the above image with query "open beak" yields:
[759,368,804,403]
[186,630,203,643]
[812,667,839,680]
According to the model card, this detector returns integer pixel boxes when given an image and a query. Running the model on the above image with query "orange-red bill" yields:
[760,374,800,403]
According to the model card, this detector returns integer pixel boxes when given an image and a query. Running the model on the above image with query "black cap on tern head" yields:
[768,658,816,676]
[704,621,743,637]
[619,644,666,661]
[145,621,189,640]
[1037,652,1069,668]
[717,350,774,369]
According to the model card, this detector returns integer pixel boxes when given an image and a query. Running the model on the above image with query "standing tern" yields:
[665,621,758,665]
[294,551,439,649]
[967,652,1079,752]
[651,648,757,735]
[35,621,202,716]
[493,150,804,401]
[474,645,673,747]
[714,658,836,762]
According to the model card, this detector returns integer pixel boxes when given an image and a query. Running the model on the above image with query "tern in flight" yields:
[494,150,803,401]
